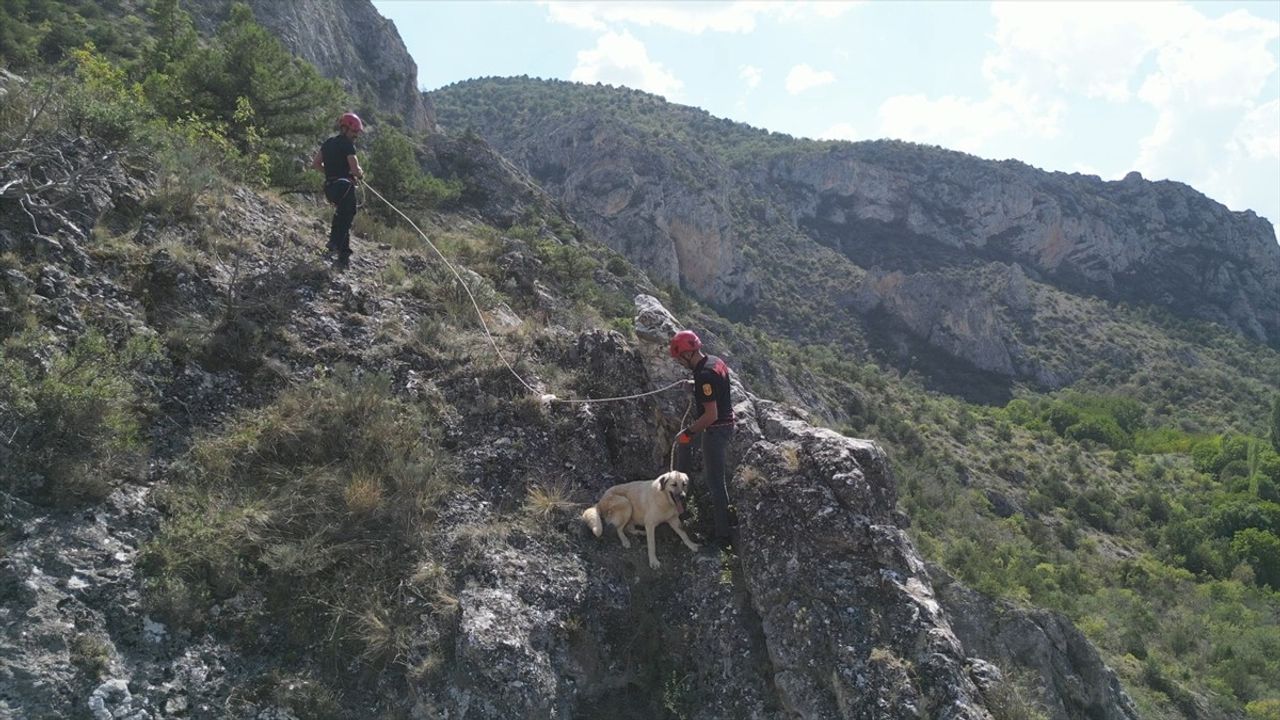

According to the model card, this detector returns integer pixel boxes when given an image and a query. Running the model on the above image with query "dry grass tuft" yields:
[343,473,383,516]
[524,480,579,520]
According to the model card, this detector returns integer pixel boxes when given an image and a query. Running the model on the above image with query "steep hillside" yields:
[431,78,1280,401]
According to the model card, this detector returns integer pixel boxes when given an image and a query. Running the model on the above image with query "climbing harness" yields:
[361,182,686,407]
[322,177,367,209]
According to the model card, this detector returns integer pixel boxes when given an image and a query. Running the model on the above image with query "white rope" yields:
[669,398,693,472]
[361,182,684,406]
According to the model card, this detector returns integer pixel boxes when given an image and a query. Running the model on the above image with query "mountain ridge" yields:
[431,77,1280,362]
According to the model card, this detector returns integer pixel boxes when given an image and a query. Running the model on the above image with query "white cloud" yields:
[739,64,762,90]
[874,1,1278,226]
[1231,99,1280,160]
[878,94,1019,154]
[819,123,859,141]
[786,64,835,95]
[542,1,862,35]
[986,2,1198,103]
[1136,9,1278,109]
[570,31,684,98]
[1126,8,1279,224]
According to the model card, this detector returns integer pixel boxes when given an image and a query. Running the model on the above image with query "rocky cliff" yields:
[761,145,1279,346]
[190,0,435,132]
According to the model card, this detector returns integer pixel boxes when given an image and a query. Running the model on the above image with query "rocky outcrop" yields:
[931,567,1141,720]
[731,402,993,719]
[190,0,435,132]
[421,132,570,230]
[551,296,1137,720]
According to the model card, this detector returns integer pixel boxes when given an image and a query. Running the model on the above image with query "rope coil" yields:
[361,182,684,407]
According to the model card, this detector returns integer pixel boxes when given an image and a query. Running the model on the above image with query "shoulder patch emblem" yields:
[702,383,713,397]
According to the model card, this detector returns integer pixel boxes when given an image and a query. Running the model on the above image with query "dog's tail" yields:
[581,505,603,537]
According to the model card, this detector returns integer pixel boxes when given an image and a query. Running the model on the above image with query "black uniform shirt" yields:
[692,354,735,426]
[320,134,357,180]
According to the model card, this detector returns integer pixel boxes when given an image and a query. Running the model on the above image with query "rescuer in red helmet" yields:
[311,112,366,266]
[670,329,736,550]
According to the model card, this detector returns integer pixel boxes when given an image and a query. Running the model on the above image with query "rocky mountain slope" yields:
[431,79,1280,400]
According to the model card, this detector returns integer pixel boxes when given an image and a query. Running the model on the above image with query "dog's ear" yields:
[659,473,669,490]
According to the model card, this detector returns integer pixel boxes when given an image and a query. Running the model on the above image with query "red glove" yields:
[677,430,693,445]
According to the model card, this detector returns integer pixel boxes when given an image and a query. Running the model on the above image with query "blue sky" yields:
[372,1,1280,236]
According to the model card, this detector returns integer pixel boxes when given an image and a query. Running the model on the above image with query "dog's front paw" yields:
[649,557,661,569]
[688,542,701,551]
[620,538,632,548]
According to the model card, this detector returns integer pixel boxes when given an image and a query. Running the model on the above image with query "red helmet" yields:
[338,112,364,132]
[669,330,702,358]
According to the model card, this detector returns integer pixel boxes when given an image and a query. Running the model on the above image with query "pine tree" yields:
[146,0,197,71]
[143,2,345,183]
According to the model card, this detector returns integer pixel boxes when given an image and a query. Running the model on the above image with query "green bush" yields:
[65,43,145,147]
[1133,427,1200,454]
[1271,395,1280,454]
[142,118,229,217]
[0,329,159,505]
[1,0,149,69]
[1208,501,1280,539]
[366,126,462,214]
[141,371,456,668]
[1065,415,1129,449]
[1231,529,1280,589]
[1247,698,1280,720]
[1040,393,1146,450]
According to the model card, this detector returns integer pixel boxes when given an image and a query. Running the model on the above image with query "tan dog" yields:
[581,471,700,568]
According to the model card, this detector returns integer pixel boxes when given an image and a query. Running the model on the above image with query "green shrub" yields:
[1046,403,1082,436]
[366,127,462,215]
[1133,427,1200,454]
[1066,415,1129,449]
[68,633,113,680]
[0,329,158,505]
[66,43,145,147]
[1231,529,1280,589]
[141,371,456,669]
[1209,501,1280,539]
[141,2,345,185]
[1247,698,1280,720]
[1271,395,1280,454]
[1003,398,1034,425]
[142,118,229,217]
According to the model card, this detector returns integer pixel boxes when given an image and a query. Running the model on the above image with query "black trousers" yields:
[324,179,357,255]
[677,425,734,541]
